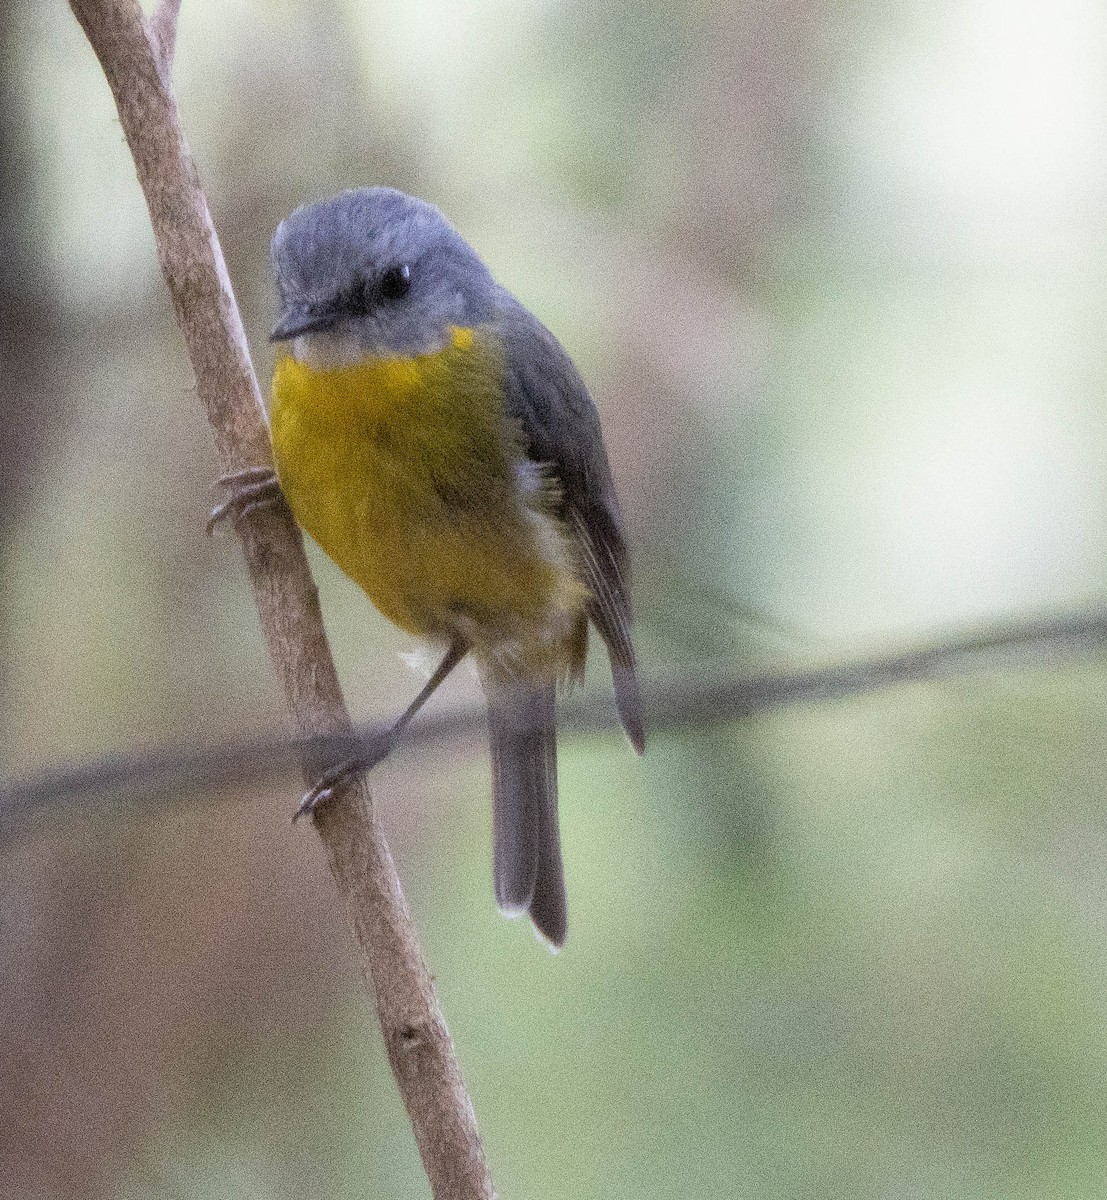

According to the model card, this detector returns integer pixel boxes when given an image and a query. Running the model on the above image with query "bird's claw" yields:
[293,760,363,822]
[293,731,396,822]
[207,467,284,534]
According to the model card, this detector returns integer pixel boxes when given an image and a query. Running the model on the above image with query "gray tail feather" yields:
[487,680,566,947]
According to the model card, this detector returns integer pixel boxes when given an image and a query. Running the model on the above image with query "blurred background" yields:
[3,0,1107,1195]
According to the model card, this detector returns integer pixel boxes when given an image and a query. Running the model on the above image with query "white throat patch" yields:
[292,329,367,369]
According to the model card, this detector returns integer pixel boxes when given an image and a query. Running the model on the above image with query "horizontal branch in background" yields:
[4,603,1106,836]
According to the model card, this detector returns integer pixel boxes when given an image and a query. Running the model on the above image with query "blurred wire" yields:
[3,601,1106,840]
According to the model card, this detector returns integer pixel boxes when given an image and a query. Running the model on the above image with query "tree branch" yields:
[5,602,1107,832]
[64,2,493,1196]
[148,0,179,75]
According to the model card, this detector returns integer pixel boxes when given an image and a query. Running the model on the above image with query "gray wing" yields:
[498,300,645,753]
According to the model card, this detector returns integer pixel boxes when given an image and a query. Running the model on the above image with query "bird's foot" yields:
[293,759,362,822]
[207,466,285,534]
[293,730,396,822]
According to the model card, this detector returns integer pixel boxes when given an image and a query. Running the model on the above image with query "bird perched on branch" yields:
[214,187,643,947]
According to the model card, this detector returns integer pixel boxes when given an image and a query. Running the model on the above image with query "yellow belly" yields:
[269,326,584,673]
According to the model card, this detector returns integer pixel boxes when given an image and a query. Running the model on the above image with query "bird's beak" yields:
[269,306,336,343]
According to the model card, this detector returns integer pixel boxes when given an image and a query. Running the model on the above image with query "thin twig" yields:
[4,602,1106,834]
[148,0,179,75]
[64,2,493,1196]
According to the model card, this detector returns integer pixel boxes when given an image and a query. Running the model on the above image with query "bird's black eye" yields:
[345,276,372,316]
[380,263,411,300]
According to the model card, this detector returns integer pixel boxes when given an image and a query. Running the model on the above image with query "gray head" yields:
[270,187,500,362]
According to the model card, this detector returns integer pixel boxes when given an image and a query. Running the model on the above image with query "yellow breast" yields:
[269,325,583,664]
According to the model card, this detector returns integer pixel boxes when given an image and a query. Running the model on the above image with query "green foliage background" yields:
[3,0,1107,1196]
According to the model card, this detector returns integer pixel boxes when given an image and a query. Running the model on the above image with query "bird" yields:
[214,187,643,947]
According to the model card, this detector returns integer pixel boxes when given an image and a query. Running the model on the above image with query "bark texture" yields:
[66,2,494,1195]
